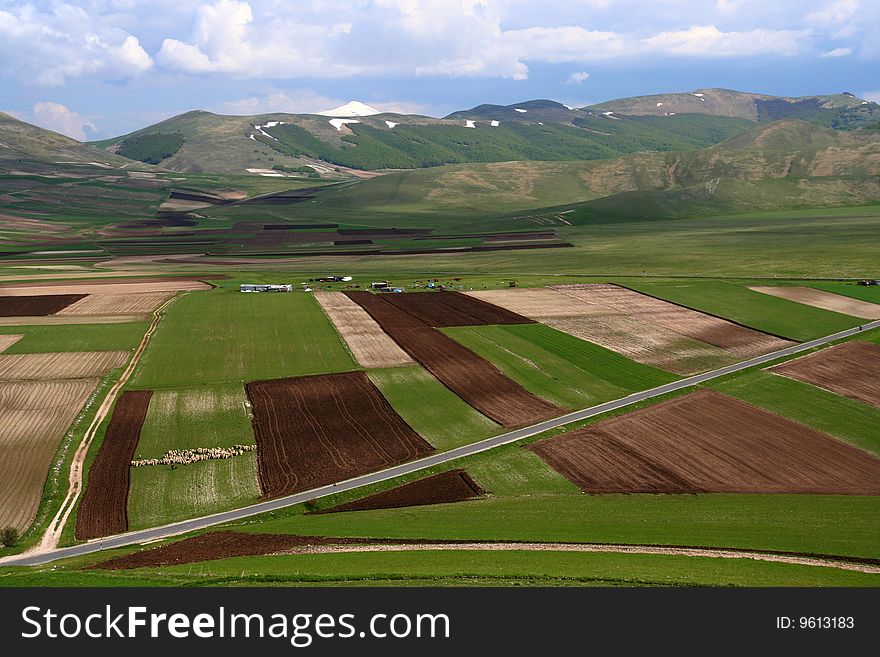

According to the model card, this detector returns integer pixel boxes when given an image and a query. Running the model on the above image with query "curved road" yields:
[4,319,878,568]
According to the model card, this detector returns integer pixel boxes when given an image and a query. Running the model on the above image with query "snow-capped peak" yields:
[318,101,381,117]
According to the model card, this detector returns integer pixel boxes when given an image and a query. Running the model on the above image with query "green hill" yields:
[587,88,880,130]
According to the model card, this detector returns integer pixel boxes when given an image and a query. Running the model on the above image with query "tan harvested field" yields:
[750,286,880,319]
[0,378,99,531]
[57,292,174,316]
[0,280,210,296]
[0,315,146,326]
[530,389,880,495]
[770,341,880,408]
[314,291,413,368]
[0,334,22,353]
[553,284,792,357]
[468,285,787,374]
[0,351,128,380]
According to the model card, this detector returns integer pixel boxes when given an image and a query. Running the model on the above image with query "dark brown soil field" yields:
[76,390,153,540]
[345,291,560,426]
[87,531,390,570]
[0,294,86,316]
[317,470,484,514]
[246,371,433,498]
[530,389,880,495]
[382,291,534,327]
[770,341,880,408]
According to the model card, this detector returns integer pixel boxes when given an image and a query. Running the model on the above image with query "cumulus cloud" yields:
[567,71,590,84]
[819,46,853,57]
[26,102,96,140]
[0,4,152,85]
[642,25,811,57]
[862,91,880,103]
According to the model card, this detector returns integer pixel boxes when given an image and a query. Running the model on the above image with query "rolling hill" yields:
[587,88,880,130]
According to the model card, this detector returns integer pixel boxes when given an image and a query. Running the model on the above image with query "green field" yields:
[0,321,148,353]
[466,445,579,496]
[131,288,357,387]
[707,368,880,457]
[623,280,863,340]
[808,282,880,304]
[443,324,676,408]
[368,365,499,451]
[127,383,260,529]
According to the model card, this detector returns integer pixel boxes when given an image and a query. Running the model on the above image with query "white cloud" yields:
[819,46,853,57]
[27,102,96,140]
[0,4,152,86]
[567,71,590,84]
[643,25,811,57]
[862,91,880,103]
[715,0,747,14]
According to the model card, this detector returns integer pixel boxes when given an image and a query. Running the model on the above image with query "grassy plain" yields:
[130,287,357,388]
[0,322,148,353]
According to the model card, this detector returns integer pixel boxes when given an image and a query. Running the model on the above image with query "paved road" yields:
[4,319,878,567]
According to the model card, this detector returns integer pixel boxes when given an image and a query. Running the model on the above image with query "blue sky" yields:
[1,0,878,139]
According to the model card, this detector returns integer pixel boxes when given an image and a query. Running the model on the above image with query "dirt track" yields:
[530,389,880,495]
[246,371,433,498]
[316,470,484,514]
[770,341,880,407]
[346,291,560,426]
[751,286,880,319]
[85,531,880,575]
[75,390,153,540]
[314,292,413,368]
[0,294,85,316]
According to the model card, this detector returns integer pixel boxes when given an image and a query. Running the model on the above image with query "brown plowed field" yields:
[0,378,99,532]
[56,292,174,316]
[318,470,484,514]
[381,291,534,327]
[552,284,792,357]
[314,292,413,368]
[246,371,433,498]
[76,390,153,540]
[87,531,395,570]
[0,294,85,316]
[751,286,880,320]
[770,341,880,408]
[0,280,210,296]
[0,351,128,380]
[530,389,880,495]
[468,286,785,374]
[0,334,22,353]
[345,291,560,425]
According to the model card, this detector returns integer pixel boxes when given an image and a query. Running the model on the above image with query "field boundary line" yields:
[3,319,878,567]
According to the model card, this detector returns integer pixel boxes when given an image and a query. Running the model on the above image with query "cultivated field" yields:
[0,294,85,316]
[0,334,21,352]
[246,371,433,497]
[76,390,153,540]
[346,291,560,426]
[314,291,413,368]
[770,341,880,408]
[530,389,880,494]
[0,351,128,380]
[750,286,880,319]
[57,292,174,316]
[132,288,356,387]
[0,378,99,532]
[319,470,484,514]
[553,284,792,357]
[127,384,260,529]
[468,285,786,374]
[381,291,533,327]
[0,280,211,296]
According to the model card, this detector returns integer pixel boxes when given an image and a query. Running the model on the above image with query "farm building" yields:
[240,284,293,293]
